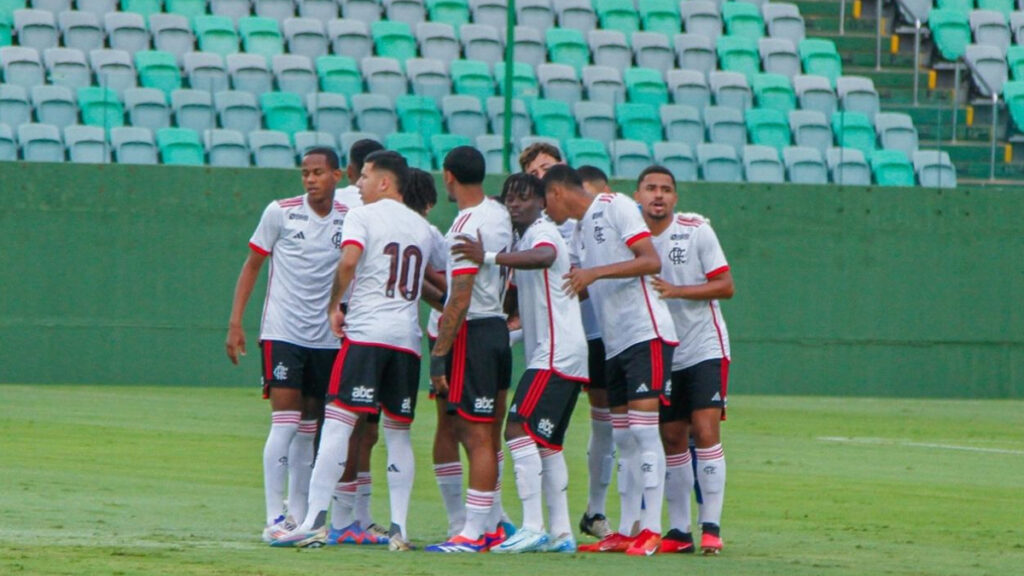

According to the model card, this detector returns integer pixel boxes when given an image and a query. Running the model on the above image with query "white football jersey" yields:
[341,198,437,354]
[652,213,731,370]
[334,184,363,210]
[514,218,589,379]
[551,213,601,341]
[577,193,678,358]
[249,194,350,349]
[445,198,513,320]
[426,224,447,339]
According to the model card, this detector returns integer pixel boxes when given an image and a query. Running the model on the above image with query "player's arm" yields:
[421,265,447,311]
[562,236,661,296]
[327,243,363,338]
[429,271,475,394]
[652,269,735,300]
[226,250,267,364]
[452,232,557,270]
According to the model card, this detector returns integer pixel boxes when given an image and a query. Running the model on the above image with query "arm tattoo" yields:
[432,273,474,357]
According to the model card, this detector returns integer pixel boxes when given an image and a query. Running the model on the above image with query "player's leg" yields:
[355,417,383,541]
[432,390,465,537]
[286,392,320,528]
[260,341,303,541]
[494,371,547,553]
[534,374,582,553]
[328,420,364,544]
[487,386,512,540]
[689,358,728,555]
[660,368,696,554]
[581,338,614,539]
[379,349,419,551]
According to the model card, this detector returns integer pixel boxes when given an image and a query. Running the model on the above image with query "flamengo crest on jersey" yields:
[249,194,349,349]
[445,198,513,320]
[577,193,678,359]
[515,218,588,380]
[651,212,731,371]
[341,198,439,355]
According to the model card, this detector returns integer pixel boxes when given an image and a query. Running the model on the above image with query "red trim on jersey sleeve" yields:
[532,240,558,256]
[341,239,364,250]
[625,231,652,247]
[706,265,730,279]
[451,267,479,276]
[249,242,270,256]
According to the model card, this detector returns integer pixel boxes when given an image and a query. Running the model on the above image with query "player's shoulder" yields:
[275,195,304,209]
[332,199,351,215]
[674,212,711,228]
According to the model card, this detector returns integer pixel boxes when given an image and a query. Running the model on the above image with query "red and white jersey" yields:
[551,213,601,341]
[426,223,446,339]
[334,184,363,210]
[341,198,438,355]
[249,194,350,349]
[514,218,589,380]
[577,193,678,358]
[445,198,513,320]
[652,213,731,370]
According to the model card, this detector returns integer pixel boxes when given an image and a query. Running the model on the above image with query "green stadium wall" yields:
[1,162,1021,398]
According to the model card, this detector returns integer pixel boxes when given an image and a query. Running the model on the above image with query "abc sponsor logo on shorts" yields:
[474,396,495,413]
[537,418,554,438]
[351,386,374,402]
[401,397,412,413]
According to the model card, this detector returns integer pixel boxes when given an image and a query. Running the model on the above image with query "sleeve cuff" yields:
[248,242,270,256]
[706,265,730,279]
[451,267,479,276]
[341,239,365,250]
[625,231,652,247]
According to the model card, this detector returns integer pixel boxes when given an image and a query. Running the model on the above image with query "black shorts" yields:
[584,337,607,391]
[326,340,421,423]
[260,340,337,400]
[605,339,675,408]
[446,317,511,422]
[508,369,583,449]
[661,358,729,423]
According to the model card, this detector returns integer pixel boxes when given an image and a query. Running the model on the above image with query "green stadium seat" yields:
[531,98,576,144]
[832,111,875,157]
[546,27,590,75]
[194,15,239,57]
[260,91,308,138]
[928,9,971,61]
[121,0,163,19]
[624,67,669,107]
[870,149,915,186]
[936,0,972,13]
[746,107,791,152]
[717,35,761,81]
[427,0,470,29]
[1001,80,1024,133]
[166,0,207,20]
[396,94,443,141]
[565,138,612,176]
[799,39,842,87]
[156,127,204,165]
[386,131,431,170]
[451,59,495,103]
[640,0,681,37]
[239,16,284,61]
[722,1,764,38]
[316,55,363,97]
[615,102,662,142]
[494,61,540,101]
[595,0,640,38]
[430,133,471,169]
[77,86,124,131]
[1007,45,1024,80]
[0,0,26,17]
[0,12,11,47]
[371,20,417,65]
[752,73,796,113]
[135,50,181,98]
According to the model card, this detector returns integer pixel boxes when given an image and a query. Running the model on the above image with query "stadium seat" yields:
[442,94,487,140]
[0,122,16,160]
[122,0,162,19]
[56,11,100,54]
[14,9,57,52]
[327,19,372,61]
[430,132,471,168]
[487,96,531,141]
[89,49,136,95]
[104,12,149,54]
[557,0,597,32]
[697,142,742,182]
[595,0,639,37]
[928,9,971,61]
[826,146,871,185]
[743,144,784,182]
[632,31,675,73]
[666,69,711,116]
[782,145,828,184]
[763,2,805,46]
[123,87,171,132]
[35,0,71,14]
[794,74,837,120]
[588,29,631,71]
[64,123,109,163]
[746,107,790,151]
[299,0,339,20]
[307,91,352,134]
[460,23,503,64]
[427,0,470,28]
[970,9,1011,54]
[640,0,681,37]
[254,0,296,22]
[194,15,240,58]
[17,121,63,161]
[475,133,506,173]
[704,105,746,155]
[396,94,443,140]
[215,90,262,133]
[43,47,90,90]
[227,53,273,97]
[361,56,408,102]
[964,43,1008,97]
[406,57,451,107]
[77,85,123,131]
[537,63,582,105]
[110,125,157,164]
[172,88,216,134]
[316,55,363,98]
[530,98,575,144]
[384,0,426,27]
[156,126,204,165]
[249,129,295,167]
[166,0,207,20]
[574,100,616,142]
[1011,12,1024,45]
[1004,80,1024,133]
[913,149,957,188]
[212,0,253,23]
[505,26,546,67]
[759,37,800,80]
[1007,45,1024,79]
[661,103,703,144]
[798,38,842,86]
[935,0,973,13]
[372,20,417,64]
[582,65,625,106]
[565,137,612,176]
[836,75,880,121]
[0,83,30,128]
[469,0,507,29]
[494,61,540,101]
[752,73,796,113]
[293,130,338,159]
[546,27,589,75]
[870,149,915,186]
[261,91,308,138]
[616,102,662,142]
[610,139,652,179]
[450,59,495,103]
[2,46,44,89]
[150,14,195,65]
[183,52,229,94]
[710,71,752,111]
[516,0,554,30]
[717,35,760,81]
[239,16,285,61]
[789,109,832,151]
[283,17,329,61]
[680,1,721,43]
[832,111,875,156]
[341,0,382,23]
[273,54,317,96]
[674,33,716,78]
[416,21,459,63]
[653,141,697,182]
[723,1,764,38]
[205,128,250,167]
[136,51,182,98]
[977,0,1014,18]
[625,67,669,107]
[386,131,431,169]
[875,112,919,157]
[351,92,397,139]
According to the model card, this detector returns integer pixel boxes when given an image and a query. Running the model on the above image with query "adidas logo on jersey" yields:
[351,386,374,401]
[292,231,305,240]
[636,382,650,393]
[509,403,517,414]
[537,418,555,438]
[474,396,495,413]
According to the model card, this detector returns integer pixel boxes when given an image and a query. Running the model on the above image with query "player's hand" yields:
[451,230,485,265]
[329,306,346,338]
[430,354,449,395]
[506,315,522,332]
[651,275,680,299]
[562,267,595,296]
[226,324,246,365]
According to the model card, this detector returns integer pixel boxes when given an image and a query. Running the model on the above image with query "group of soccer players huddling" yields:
[226,139,734,556]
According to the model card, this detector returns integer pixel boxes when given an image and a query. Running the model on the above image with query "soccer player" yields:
[451,173,587,553]
[225,148,348,542]
[519,146,615,540]
[634,166,733,555]
[271,150,440,549]
[425,147,514,553]
[543,165,678,556]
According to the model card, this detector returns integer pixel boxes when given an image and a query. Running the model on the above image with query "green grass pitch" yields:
[1,385,1022,575]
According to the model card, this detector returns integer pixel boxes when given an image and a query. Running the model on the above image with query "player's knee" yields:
[660,422,689,453]
[361,422,380,447]
[503,421,526,442]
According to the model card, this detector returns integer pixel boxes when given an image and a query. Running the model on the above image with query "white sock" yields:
[330,481,357,530]
[630,411,665,534]
[460,489,494,540]
[696,444,726,529]
[486,449,505,532]
[540,447,571,537]
[587,407,614,517]
[263,410,300,524]
[286,419,317,525]
[507,437,544,532]
[665,450,694,533]
[355,472,372,528]
[434,461,465,537]
[383,417,414,538]
[611,412,641,535]
[298,405,358,531]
